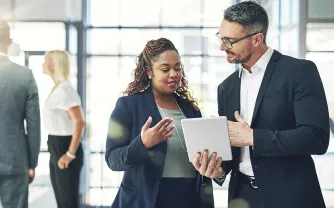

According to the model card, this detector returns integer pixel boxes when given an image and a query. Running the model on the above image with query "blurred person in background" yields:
[192,1,329,208]
[105,38,214,208]
[0,19,41,208]
[43,50,85,208]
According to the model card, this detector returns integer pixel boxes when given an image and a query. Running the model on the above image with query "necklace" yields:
[158,99,188,153]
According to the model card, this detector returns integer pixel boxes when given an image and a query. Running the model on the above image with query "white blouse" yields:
[43,81,81,136]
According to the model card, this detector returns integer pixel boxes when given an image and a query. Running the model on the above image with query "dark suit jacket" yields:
[217,50,329,208]
[105,88,214,208]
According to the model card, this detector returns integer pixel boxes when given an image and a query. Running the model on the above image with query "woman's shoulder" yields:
[58,81,77,93]
[117,91,146,103]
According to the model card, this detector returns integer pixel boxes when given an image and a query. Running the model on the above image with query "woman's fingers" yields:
[154,117,172,131]
[199,150,209,175]
[141,116,152,132]
[192,153,201,170]
[211,157,223,178]
[162,132,174,140]
[205,152,217,177]
[162,124,175,136]
[156,118,173,135]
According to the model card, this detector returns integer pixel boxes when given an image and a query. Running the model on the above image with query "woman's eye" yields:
[162,68,169,72]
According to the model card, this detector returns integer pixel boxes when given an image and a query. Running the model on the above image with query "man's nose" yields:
[220,42,229,51]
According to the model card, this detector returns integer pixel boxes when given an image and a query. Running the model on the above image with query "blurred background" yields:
[1,0,334,207]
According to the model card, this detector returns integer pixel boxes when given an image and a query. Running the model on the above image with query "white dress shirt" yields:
[43,81,81,136]
[239,47,274,176]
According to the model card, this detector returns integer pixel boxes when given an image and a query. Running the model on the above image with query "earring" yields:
[148,75,152,79]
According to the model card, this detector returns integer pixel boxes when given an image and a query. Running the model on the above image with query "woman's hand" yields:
[57,154,73,170]
[141,116,175,149]
[192,150,224,178]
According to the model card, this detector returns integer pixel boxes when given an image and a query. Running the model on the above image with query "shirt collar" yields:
[238,47,274,78]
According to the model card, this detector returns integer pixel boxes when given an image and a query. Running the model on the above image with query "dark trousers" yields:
[229,172,263,208]
[0,174,28,208]
[48,135,83,208]
[155,178,200,208]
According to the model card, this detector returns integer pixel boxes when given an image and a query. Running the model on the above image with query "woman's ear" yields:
[146,66,153,77]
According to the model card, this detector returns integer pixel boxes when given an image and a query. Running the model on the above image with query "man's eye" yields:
[223,38,231,42]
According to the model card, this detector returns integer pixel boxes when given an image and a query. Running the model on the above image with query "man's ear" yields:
[254,33,264,46]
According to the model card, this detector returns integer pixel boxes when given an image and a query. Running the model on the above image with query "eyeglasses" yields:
[215,32,260,49]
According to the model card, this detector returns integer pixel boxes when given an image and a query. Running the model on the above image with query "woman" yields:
[105,38,214,208]
[43,50,85,208]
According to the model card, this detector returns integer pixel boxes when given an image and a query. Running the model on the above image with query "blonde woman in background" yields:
[43,50,85,208]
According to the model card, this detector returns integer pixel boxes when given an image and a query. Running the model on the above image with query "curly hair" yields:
[124,38,198,109]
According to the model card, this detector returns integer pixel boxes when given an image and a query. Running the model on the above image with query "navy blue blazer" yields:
[105,88,214,208]
[217,50,329,208]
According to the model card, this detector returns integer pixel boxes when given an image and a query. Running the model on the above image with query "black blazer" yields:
[217,50,329,208]
[105,88,214,208]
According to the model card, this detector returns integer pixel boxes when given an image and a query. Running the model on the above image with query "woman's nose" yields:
[169,70,178,77]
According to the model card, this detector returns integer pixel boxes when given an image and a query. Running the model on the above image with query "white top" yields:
[43,81,81,136]
[238,47,274,176]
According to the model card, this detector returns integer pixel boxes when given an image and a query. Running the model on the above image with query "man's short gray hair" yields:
[224,1,269,44]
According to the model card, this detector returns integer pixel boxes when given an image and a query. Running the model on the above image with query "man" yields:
[192,1,329,208]
[0,20,41,208]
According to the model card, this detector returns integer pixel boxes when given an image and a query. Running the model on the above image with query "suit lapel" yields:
[143,88,163,124]
[250,50,281,126]
[228,71,241,120]
[174,95,196,118]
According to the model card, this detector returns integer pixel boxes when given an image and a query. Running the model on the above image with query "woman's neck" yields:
[51,76,62,86]
[153,90,178,110]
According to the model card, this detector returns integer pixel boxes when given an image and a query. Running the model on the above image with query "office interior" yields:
[0,0,334,207]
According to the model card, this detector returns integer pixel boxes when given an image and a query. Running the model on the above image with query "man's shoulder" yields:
[0,61,33,84]
[277,53,316,74]
[3,61,33,76]
[218,70,239,89]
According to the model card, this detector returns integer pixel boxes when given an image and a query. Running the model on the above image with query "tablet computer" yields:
[181,116,232,162]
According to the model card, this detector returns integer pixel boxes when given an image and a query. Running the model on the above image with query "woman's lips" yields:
[167,81,177,87]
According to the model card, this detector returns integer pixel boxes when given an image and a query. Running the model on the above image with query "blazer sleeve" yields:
[25,71,41,169]
[214,83,232,186]
[253,60,330,157]
[105,97,149,171]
